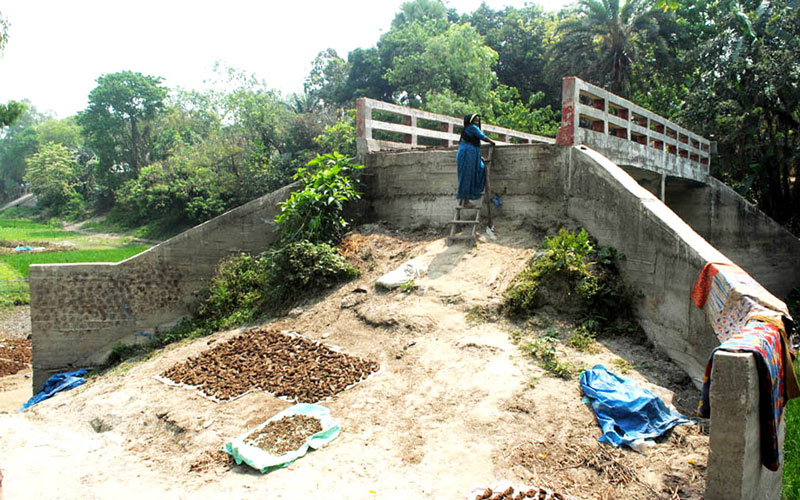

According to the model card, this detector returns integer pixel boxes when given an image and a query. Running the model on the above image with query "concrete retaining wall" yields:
[665,176,800,298]
[363,144,569,229]
[364,144,723,383]
[29,184,294,390]
[565,147,727,383]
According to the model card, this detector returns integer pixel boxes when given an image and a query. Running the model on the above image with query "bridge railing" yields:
[556,77,712,182]
[356,97,554,155]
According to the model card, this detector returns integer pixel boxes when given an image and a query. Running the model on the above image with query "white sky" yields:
[0,0,573,119]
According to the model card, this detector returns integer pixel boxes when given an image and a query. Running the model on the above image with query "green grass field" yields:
[0,246,150,278]
[0,217,82,244]
[784,363,800,500]
[0,213,150,309]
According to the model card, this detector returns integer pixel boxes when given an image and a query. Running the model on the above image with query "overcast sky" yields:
[0,0,573,119]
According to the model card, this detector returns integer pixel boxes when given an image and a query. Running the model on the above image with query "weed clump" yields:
[503,227,635,335]
[524,336,579,379]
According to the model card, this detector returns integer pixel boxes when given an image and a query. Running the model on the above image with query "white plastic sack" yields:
[224,403,340,473]
[376,260,427,289]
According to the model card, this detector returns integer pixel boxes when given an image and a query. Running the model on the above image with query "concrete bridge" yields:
[29,77,800,499]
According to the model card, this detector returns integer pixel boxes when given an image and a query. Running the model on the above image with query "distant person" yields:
[456,113,495,209]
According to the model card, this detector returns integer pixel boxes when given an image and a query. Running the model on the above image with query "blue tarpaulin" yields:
[13,246,33,252]
[21,369,87,411]
[580,365,692,448]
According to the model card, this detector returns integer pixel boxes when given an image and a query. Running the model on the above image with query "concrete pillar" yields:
[356,98,369,155]
[706,351,783,500]
[441,121,453,147]
[556,77,577,146]
[660,173,666,202]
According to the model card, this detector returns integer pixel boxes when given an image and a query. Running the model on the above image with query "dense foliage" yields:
[1,0,798,236]
[157,154,363,343]
[275,152,363,245]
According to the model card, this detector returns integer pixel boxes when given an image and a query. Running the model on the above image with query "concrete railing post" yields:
[441,121,453,147]
[706,351,783,500]
[356,97,370,156]
[556,77,578,146]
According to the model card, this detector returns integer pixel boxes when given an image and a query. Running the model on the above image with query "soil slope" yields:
[0,222,708,500]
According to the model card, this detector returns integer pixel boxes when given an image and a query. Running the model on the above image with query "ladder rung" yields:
[450,220,479,225]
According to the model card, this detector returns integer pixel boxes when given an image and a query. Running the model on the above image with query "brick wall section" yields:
[29,183,295,390]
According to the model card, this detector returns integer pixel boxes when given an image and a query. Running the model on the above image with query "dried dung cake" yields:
[161,327,380,402]
[0,338,31,377]
[245,414,323,456]
[472,486,579,500]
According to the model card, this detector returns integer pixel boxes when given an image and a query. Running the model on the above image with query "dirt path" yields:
[0,223,708,499]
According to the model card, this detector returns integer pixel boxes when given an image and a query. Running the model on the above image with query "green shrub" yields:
[114,161,230,228]
[503,228,633,333]
[162,241,359,343]
[314,109,356,157]
[275,152,363,245]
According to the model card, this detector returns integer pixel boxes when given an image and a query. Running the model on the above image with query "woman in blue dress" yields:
[456,113,495,208]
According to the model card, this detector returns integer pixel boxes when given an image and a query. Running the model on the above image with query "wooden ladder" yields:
[446,144,494,246]
[446,202,482,245]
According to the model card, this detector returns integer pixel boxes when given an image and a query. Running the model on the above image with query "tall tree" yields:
[304,49,349,108]
[467,4,555,103]
[390,0,455,28]
[342,47,394,102]
[0,10,26,128]
[0,9,7,53]
[546,0,668,97]
[0,106,44,200]
[682,0,800,230]
[386,23,498,106]
[77,71,168,191]
[24,142,82,213]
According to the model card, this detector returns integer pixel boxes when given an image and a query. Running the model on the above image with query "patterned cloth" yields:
[698,320,784,470]
[690,262,789,342]
[692,262,799,470]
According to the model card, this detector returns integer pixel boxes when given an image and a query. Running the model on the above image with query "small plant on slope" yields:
[275,152,363,245]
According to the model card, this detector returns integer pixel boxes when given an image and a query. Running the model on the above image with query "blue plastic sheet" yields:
[21,369,87,411]
[13,246,33,252]
[580,365,692,448]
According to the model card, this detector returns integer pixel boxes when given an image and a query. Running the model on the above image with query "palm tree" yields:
[547,0,667,97]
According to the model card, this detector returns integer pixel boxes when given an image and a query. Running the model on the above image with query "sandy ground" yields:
[0,222,708,499]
